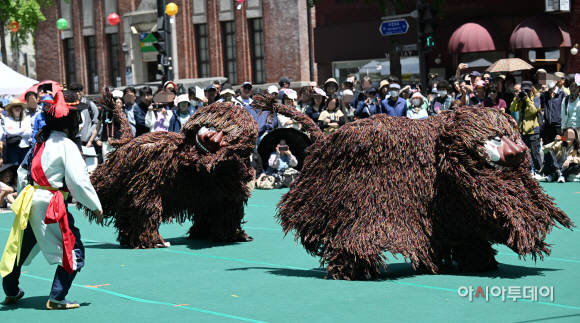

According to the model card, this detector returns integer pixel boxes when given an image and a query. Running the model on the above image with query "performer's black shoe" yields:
[4,289,24,305]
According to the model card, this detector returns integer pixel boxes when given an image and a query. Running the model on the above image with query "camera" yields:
[518,91,527,99]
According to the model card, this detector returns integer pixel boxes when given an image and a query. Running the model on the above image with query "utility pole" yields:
[416,0,427,95]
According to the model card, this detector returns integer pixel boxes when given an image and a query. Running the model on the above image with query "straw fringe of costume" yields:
[275,107,574,280]
[82,98,263,249]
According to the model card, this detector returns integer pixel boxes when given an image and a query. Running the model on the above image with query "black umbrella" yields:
[258,128,313,171]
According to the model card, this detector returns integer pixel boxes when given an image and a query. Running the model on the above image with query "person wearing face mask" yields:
[541,80,567,145]
[187,86,203,110]
[355,88,380,119]
[407,93,428,120]
[429,80,454,115]
[539,128,580,183]
[381,84,407,117]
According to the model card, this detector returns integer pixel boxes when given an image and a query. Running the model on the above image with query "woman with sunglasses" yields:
[483,82,507,113]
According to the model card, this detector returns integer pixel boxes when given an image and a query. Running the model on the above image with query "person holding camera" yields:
[510,81,542,175]
[266,139,299,188]
[355,88,380,119]
[145,92,173,133]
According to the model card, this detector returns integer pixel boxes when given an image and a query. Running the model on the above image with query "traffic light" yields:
[418,4,438,49]
[152,15,172,81]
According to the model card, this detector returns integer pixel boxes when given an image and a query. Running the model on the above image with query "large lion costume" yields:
[275,107,573,280]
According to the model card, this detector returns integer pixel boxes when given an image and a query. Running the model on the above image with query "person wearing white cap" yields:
[407,93,428,120]
[238,82,254,106]
[278,89,301,130]
[267,85,279,95]
[168,94,196,133]
[380,83,407,117]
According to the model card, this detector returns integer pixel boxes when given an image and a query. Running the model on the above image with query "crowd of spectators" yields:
[0,66,578,202]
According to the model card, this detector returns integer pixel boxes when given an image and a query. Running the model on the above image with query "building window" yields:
[85,36,98,94]
[250,18,265,84]
[222,21,237,85]
[64,38,76,86]
[109,34,121,87]
[196,24,210,78]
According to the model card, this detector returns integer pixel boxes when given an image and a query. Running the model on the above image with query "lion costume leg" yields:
[452,239,499,272]
[114,199,166,249]
[188,198,252,242]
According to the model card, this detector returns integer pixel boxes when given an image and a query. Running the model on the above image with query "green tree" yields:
[309,0,444,82]
[0,0,56,66]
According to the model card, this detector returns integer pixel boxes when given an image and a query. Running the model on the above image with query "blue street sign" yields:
[379,19,409,36]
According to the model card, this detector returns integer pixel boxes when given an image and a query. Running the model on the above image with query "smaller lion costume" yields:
[276,107,574,280]
[83,94,262,249]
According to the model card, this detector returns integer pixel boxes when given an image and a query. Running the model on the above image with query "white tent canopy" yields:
[0,61,38,95]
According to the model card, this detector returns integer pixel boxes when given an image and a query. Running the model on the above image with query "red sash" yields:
[31,143,75,274]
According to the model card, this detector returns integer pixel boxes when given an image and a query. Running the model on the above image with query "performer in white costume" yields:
[0,90,103,310]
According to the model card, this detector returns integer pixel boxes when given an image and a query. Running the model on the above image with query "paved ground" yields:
[0,184,579,322]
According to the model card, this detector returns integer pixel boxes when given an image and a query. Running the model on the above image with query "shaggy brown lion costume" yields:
[276,107,574,280]
[83,91,259,248]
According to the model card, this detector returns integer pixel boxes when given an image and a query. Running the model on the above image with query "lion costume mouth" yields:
[484,136,527,169]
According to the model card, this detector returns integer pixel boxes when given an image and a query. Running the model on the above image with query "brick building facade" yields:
[35,0,315,94]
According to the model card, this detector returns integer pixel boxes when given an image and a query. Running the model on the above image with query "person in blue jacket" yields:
[31,94,53,145]
[381,83,407,117]
[168,94,196,133]
[244,89,278,149]
[355,88,380,119]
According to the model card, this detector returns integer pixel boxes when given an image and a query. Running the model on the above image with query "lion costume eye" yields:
[198,126,217,135]
[490,136,503,147]
[484,136,503,162]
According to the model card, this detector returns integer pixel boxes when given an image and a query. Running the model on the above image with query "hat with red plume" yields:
[41,90,89,118]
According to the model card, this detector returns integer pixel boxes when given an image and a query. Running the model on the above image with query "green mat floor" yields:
[0,183,579,322]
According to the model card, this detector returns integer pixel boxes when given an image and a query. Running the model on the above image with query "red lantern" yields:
[8,21,19,33]
[107,13,121,26]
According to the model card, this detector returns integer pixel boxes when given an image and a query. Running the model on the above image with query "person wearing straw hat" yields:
[4,99,32,165]
[1,90,102,310]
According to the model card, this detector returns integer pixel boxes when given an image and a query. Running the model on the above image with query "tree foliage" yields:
[0,0,58,65]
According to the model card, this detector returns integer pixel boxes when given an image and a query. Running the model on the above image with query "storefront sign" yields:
[140,33,157,52]
[545,0,570,12]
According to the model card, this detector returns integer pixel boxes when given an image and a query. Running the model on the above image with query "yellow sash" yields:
[0,185,68,278]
